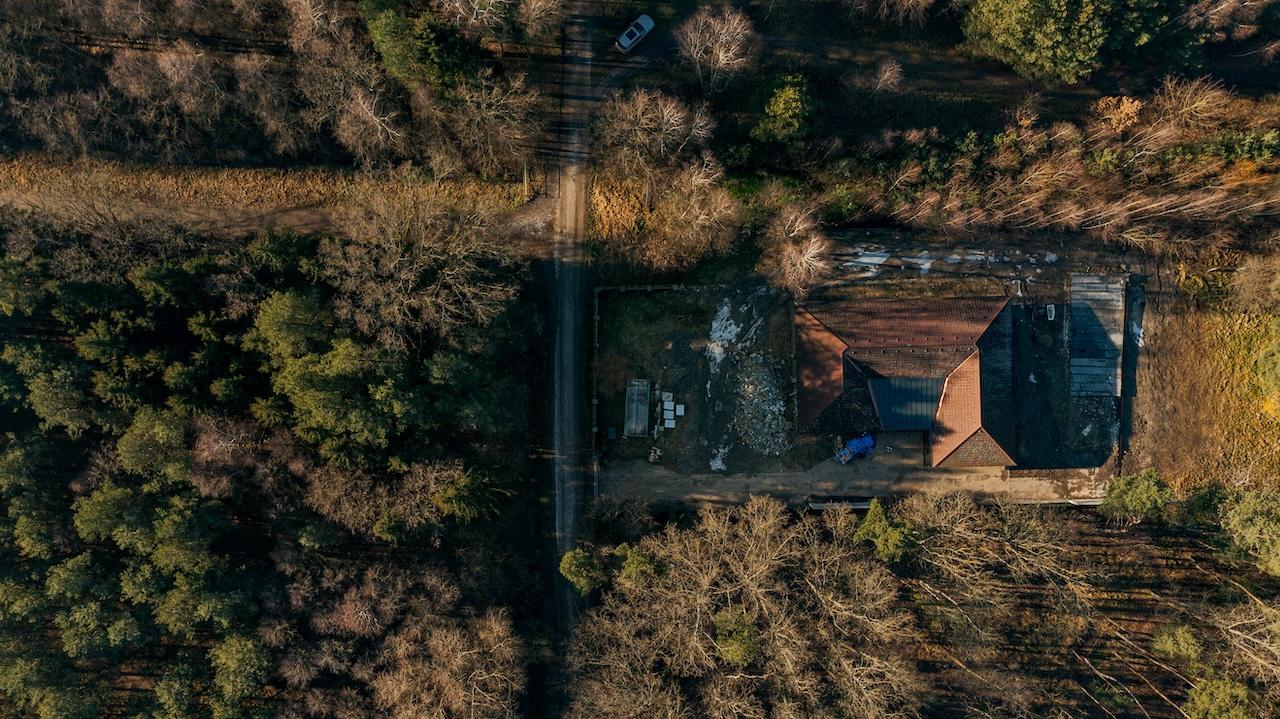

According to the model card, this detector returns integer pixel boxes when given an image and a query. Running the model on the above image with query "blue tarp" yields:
[835,434,876,464]
[846,434,876,455]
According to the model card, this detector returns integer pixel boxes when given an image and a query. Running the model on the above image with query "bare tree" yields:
[231,0,272,29]
[1209,591,1280,704]
[189,416,264,499]
[593,89,713,177]
[16,89,118,156]
[333,84,407,165]
[304,463,478,538]
[843,0,937,26]
[517,0,561,41]
[374,605,525,719]
[635,156,741,271]
[282,0,347,48]
[1185,0,1280,43]
[1231,250,1280,312]
[0,18,52,97]
[894,492,1086,603]
[101,0,160,37]
[232,54,305,155]
[269,557,526,719]
[172,0,239,35]
[566,497,922,718]
[434,0,516,39]
[326,193,517,347]
[591,91,737,270]
[284,7,411,165]
[312,565,414,638]
[757,204,830,296]
[876,77,1280,255]
[674,4,759,92]
[155,41,230,123]
[873,58,903,93]
[1132,76,1235,150]
[443,69,543,176]
[105,49,168,102]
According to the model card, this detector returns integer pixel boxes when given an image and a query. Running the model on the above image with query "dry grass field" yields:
[1130,301,1280,491]
[0,154,539,239]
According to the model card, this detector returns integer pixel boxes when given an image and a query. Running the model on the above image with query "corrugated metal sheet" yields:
[868,377,944,431]
[624,379,650,437]
[1069,274,1126,397]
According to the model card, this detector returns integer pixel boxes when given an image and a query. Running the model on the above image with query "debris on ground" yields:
[707,299,741,370]
[731,353,792,456]
[710,446,729,472]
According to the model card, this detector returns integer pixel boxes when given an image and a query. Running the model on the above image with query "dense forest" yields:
[0,0,550,171]
[0,204,540,717]
[562,493,1280,718]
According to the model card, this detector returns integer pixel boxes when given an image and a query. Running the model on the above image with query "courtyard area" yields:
[595,281,830,476]
[598,431,1109,510]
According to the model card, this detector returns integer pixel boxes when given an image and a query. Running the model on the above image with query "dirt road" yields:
[550,0,595,642]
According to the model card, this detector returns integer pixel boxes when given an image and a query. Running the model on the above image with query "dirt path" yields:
[0,189,343,236]
[549,0,596,646]
[599,456,1109,508]
[0,155,554,254]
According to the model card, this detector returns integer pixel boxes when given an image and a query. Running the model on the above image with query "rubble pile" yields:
[731,353,791,456]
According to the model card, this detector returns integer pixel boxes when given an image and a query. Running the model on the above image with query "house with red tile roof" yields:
[795,296,1017,467]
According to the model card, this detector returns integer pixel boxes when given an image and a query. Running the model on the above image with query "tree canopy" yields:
[964,0,1108,84]
[565,497,922,717]
[0,204,535,717]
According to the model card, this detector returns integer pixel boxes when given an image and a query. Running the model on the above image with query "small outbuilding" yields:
[624,379,652,438]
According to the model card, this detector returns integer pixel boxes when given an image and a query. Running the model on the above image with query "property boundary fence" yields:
[590,284,733,499]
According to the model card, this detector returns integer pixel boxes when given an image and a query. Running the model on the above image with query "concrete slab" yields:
[598,431,1107,508]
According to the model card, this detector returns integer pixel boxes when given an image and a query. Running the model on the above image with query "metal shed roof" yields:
[868,377,944,431]
[624,379,651,438]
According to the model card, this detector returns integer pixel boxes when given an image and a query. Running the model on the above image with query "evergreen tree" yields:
[1101,469,1172,527]
[964,0,1107,84]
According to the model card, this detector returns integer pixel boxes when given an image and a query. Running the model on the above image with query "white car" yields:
[615,14,655,54]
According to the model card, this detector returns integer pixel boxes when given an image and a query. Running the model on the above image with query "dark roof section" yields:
[869,377,944,431]
[808,359,881,434]
[803,296,1010,350]
[936,427,1015,468]
[977,303,1016,458]
[847,345,975,379]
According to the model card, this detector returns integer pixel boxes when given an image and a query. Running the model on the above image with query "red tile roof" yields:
[804,296,1010,350]
[795,308,848,430]
[796,296,1016,467]
[846,345,975,379]
[928,350,1013,467]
